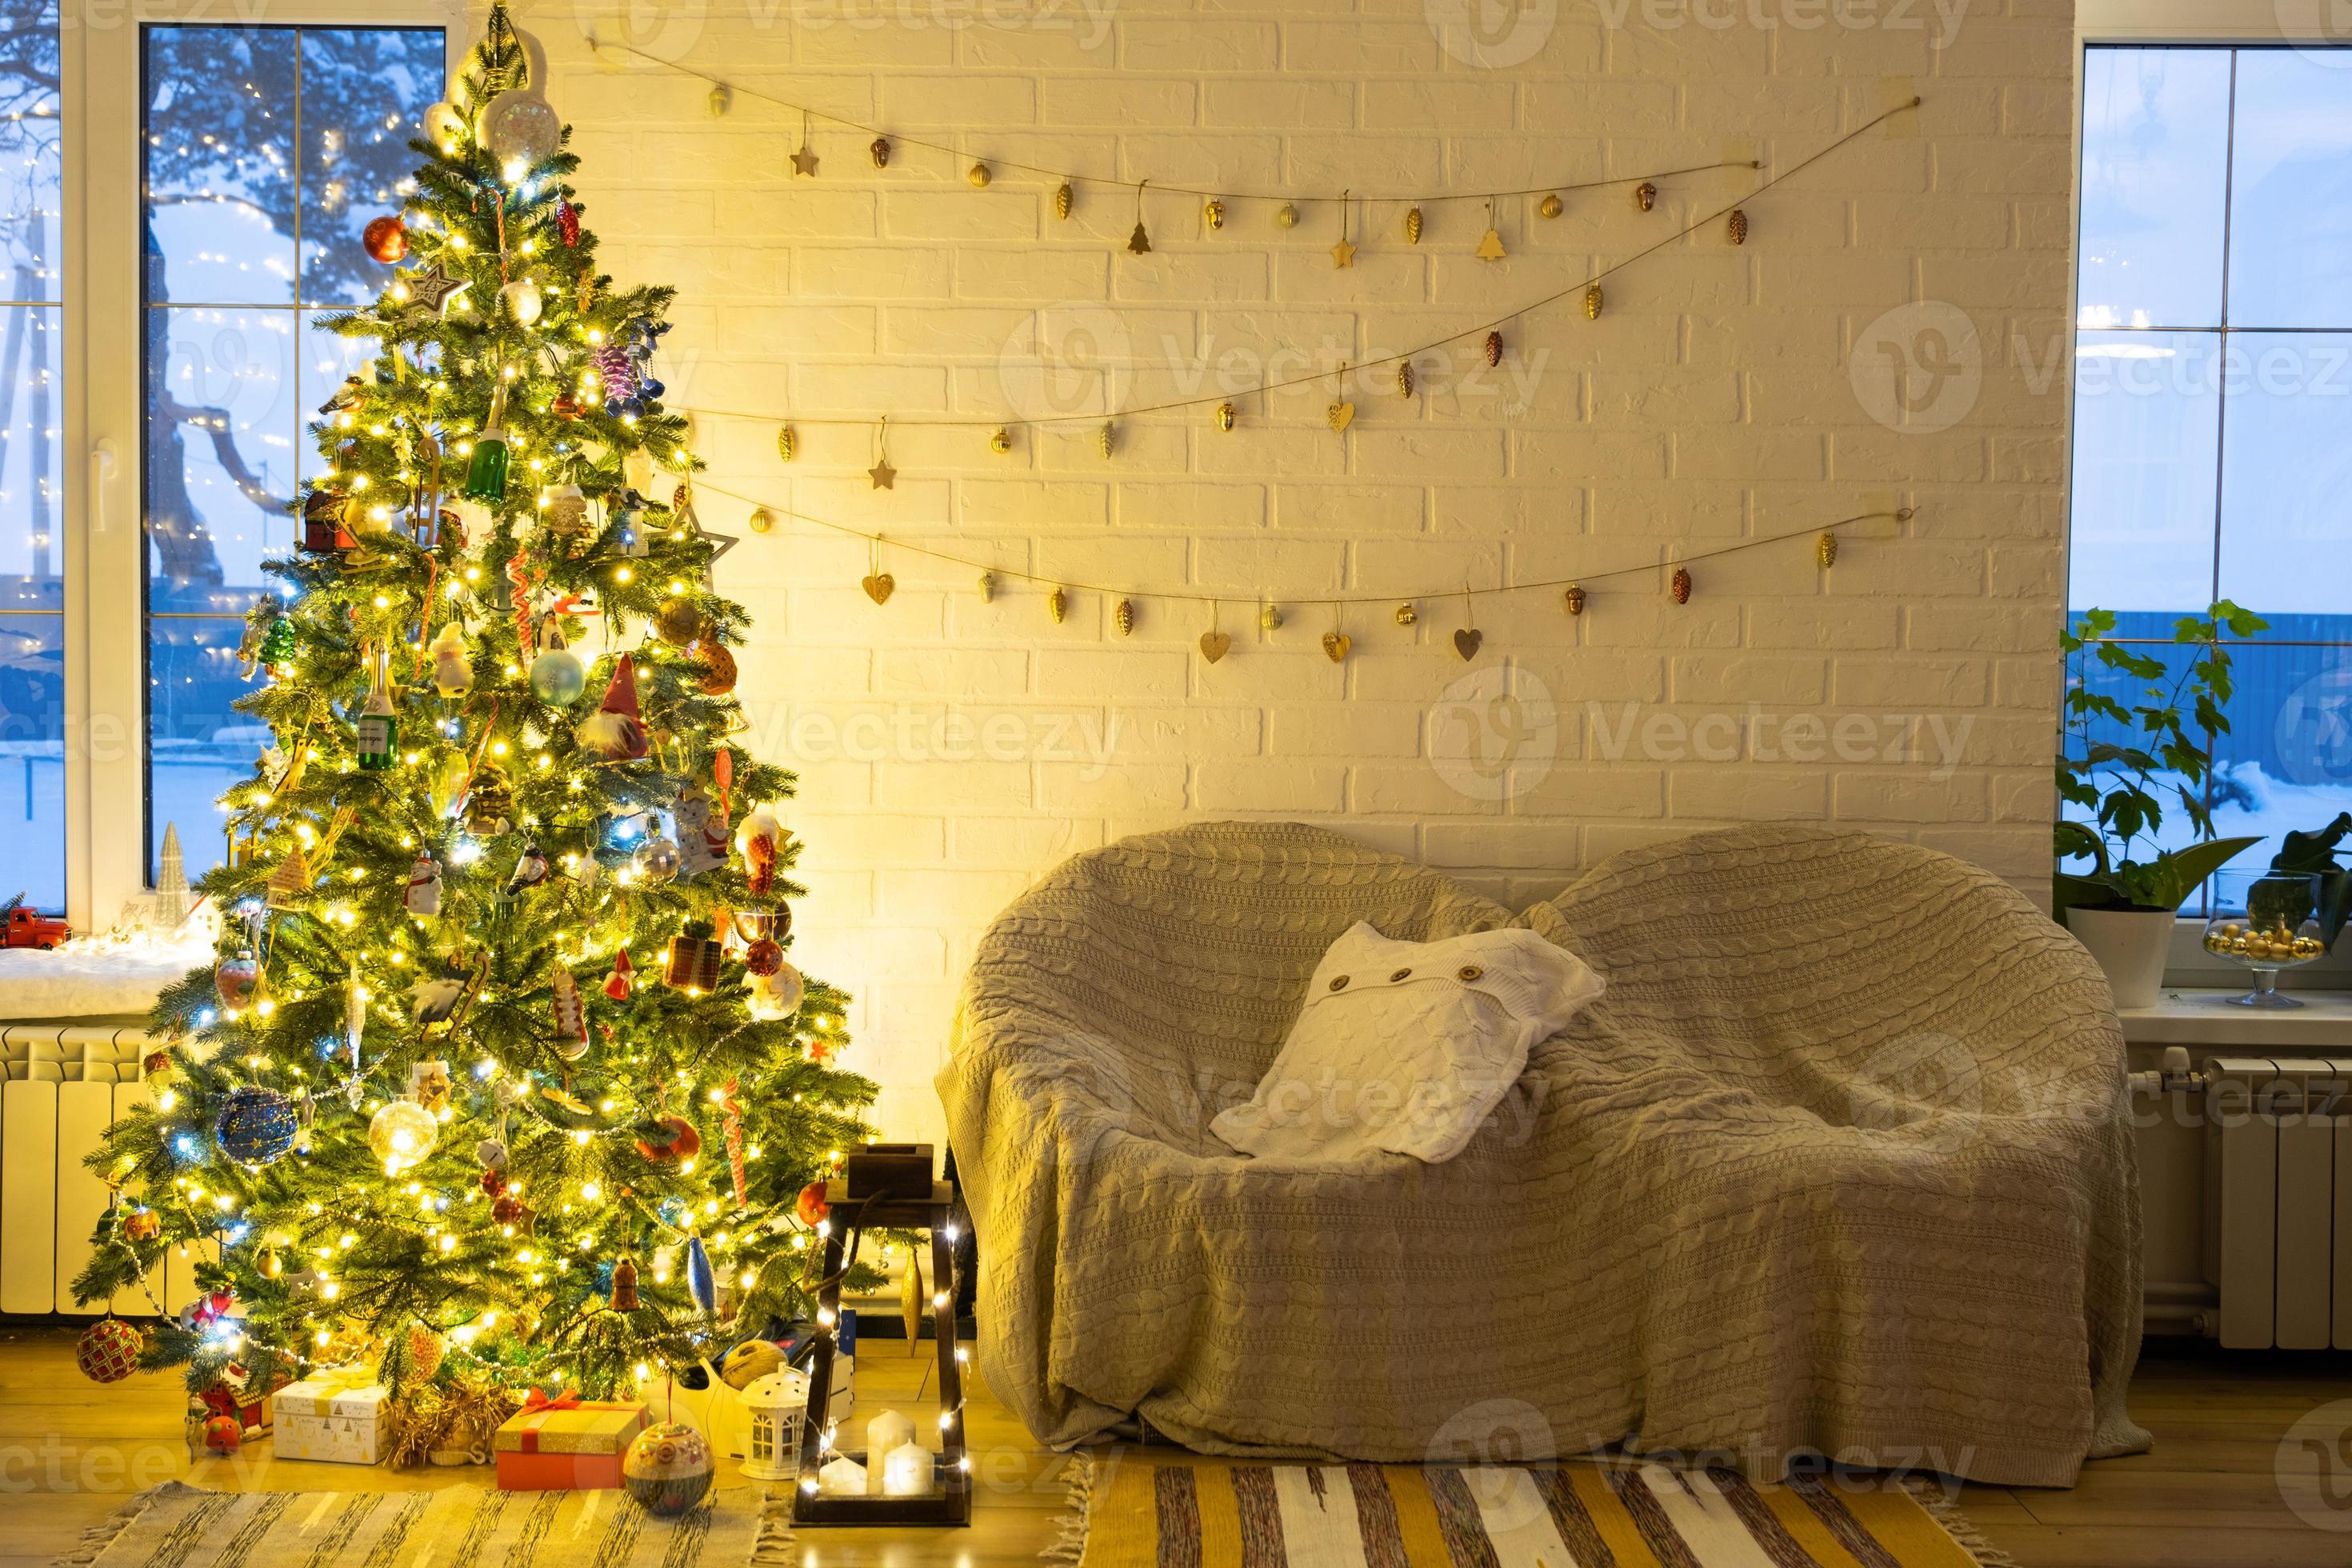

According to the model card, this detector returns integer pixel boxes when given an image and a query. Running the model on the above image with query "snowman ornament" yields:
[403,852,442,917]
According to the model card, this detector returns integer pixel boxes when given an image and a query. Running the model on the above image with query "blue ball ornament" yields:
[529,646,586,707]
[214,1086,299,1166]
[639,378,665,400]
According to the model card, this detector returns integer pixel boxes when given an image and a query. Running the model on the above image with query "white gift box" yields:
[272,1373,390,1465]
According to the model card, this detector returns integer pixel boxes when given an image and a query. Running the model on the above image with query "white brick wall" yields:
[545,0,2074,1141]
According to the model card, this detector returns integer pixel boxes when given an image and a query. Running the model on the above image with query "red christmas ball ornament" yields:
[362,214,408,264]
[202,1414,244,1454]
[77,1318,144,1383]
[634,1114,702,1165]
[479,1167,508,1198]
[491,1194,529,1228]
[743,937,782,977]
[795,1182,830,1227]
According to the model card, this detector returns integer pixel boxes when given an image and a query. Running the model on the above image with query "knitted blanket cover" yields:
[937,821,2150,1488]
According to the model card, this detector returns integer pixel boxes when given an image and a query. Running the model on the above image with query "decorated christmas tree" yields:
[73,6,875,1430]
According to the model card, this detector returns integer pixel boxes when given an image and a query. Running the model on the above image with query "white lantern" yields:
[737,1369,809,1482]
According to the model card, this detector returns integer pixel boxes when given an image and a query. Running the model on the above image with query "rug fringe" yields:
[1042,1453,1094,1566]
[749,1482,797,1566]
[51,1480,202,1568]
[1904,1478,2018,1568]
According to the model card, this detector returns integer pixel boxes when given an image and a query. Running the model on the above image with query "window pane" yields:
[298,309,381,494]
[147,306,295,602]
[0,303,61,608]
[296,29,441,307]
[145,26,297,307]
[2226,52,2352,329]
[2209,634,2352,873]
[2078,47,2233,331]
[0,611,63,910]
[0,0,62,305]
[2215,330,2352,617]
[148,616,254,890]
[2068,330,2220,612]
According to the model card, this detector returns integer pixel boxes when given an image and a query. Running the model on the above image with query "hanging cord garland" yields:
[678,97,1922,439]
[584,31,1751,210]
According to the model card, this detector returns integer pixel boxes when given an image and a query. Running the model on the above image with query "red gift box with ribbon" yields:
[492,1389,648,1490]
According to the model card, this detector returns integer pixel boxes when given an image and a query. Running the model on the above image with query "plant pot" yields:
[2066,906,2175,1009]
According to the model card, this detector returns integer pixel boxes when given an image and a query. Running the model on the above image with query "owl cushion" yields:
[1211,922,1603,1166]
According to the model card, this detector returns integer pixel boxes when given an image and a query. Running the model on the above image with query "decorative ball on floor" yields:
[623,1421,714,1516]
[214,1085,299,1166]
[77,1318,144,1383]
[202,1414,245,1454]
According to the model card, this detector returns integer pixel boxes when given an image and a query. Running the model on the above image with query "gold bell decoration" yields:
[1216,402,1236,432]
[1405,206,1422,244]
[1097,421,1114,458]
[977,571,997,602]
[1635,180,1657,212]
[1115,598,1135,636]
[1484,330,1502,367]
[1538,192,1563,218]
[1817,530,1838,569]
[1585,283,1602,320]
[1055,181,1073,220]
[1728,207,1748,245]
[870,136,890,168]
[1397,362,1414,398]
[1563,582,1586,616]
[1204,198,1226,230]
[1048,586,1068,623]
[990,426,1012,455]
[1261,603,1283,632]
[1276,202,1299,229]
[1670,565,1693,604]
[776,423,796,462]
[967,161,993,188]
[1394,602,1418,626]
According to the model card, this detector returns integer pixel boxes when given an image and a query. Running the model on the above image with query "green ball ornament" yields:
[622,1421,714,1516]
[530,645,587,706]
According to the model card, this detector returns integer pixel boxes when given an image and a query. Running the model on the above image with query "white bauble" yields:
[502,276,543,326]
[423,101,466,146]
[478,90,560,167]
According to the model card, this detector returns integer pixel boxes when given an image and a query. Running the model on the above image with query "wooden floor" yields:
[3,1327,2349,1567]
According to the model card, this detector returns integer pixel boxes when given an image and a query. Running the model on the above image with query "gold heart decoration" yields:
[1321,632,1351,663]
[1326,401,1356,433]
[1453,628,1482,661]
[861,573,895,605]
[1198,631,1231,665]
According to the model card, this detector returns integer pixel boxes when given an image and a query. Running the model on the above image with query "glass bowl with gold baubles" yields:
[2203,869,2330,1008]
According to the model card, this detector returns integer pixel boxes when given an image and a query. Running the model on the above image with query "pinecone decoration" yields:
[1115,598,1135,636]
[1055,182,1073,220]
[1563,582,1586,616]
[1405,206,1422,244]
[1634,181,1656,212]
[1397,362,1414,398]
[1728,207,1748,245]
[1484,330,1502,367]
[1670,566,1693,604]
[1049,587,1068,623]
[557,198,581,247]
[1585,283,1602,321]
[1817,530,1838,569]
[870,136,891,168]
[776,424,796,462]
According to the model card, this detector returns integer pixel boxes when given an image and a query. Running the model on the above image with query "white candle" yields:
[882,1441,934,1498]
[866,1410,916,1493]
[818,1455,866,1495]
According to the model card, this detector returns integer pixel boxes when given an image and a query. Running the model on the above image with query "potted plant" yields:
[2054,602,2265,1006]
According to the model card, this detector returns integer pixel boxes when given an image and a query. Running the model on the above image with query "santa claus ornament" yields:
[578,654,649,761]
[604,948,635,1000]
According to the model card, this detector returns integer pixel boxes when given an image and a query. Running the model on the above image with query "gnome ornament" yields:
[578,655,649,761]
[604,948,635,1001]
[403,852,442,917]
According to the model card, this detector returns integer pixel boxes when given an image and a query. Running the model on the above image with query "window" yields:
[0,2,62,910]
[2070,45,2352,885]
[139,23,444,891]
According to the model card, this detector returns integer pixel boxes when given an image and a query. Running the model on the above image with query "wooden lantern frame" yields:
[790,1178,971,1526]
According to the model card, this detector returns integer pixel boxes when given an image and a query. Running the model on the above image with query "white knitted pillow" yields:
[1210,922,1603,1166]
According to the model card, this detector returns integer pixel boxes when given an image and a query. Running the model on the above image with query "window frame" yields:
[2072,0,2352,982]
[60,0,457,930]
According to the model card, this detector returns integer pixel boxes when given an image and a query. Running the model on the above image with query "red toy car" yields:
[3,900,70,950]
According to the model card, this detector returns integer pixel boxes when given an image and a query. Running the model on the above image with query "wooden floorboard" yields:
[3,1326,2349,1566]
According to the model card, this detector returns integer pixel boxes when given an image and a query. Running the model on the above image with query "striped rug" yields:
[55,1480,792,1567]
[1066,1460,2000,1568]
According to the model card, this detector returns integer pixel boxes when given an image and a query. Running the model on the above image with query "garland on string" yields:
[669,97,1922,466]
[687,471,1911,666]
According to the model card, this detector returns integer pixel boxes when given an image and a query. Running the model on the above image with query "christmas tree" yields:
[74,6,876,1420]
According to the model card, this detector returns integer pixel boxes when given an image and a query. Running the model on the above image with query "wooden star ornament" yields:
[868,457,897,490]
[790,145,820,178]
[403,258,470,316]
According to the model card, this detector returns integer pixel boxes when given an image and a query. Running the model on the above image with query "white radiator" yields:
[0,1024,206,1316]
[2204,1055,2352,1349]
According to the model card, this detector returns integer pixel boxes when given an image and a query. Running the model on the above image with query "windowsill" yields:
[2120,987,2352,1046]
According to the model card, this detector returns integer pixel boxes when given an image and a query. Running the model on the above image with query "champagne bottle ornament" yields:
[464,382,512,505]
[355,652,398,771]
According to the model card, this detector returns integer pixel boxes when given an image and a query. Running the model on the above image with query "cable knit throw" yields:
[937,820,2150,1488]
